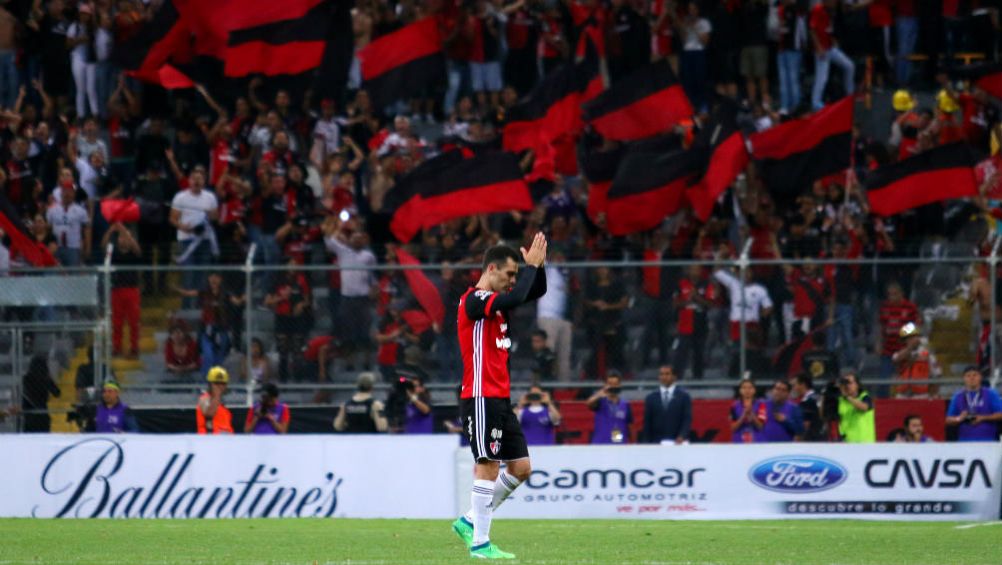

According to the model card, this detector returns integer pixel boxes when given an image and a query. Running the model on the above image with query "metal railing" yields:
[1,244,998,413]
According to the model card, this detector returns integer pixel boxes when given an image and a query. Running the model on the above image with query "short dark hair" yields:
[261,383,280,398]
[794,373,814,389]
[903,414,921,427]
[532,329,548,340]
[774,379,791,392]
[482,244,520,269]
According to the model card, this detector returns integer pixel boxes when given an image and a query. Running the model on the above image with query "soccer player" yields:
[452,234,547,560]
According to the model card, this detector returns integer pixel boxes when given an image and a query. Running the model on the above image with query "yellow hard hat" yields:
[892,90,915,112]
[936,89,959,113]
[206,366,229,384]
[899,322,921,339]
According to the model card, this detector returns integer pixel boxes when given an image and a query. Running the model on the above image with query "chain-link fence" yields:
[1,247,1000,425]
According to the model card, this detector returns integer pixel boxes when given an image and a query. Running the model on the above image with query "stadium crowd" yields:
[1,0,1001,440]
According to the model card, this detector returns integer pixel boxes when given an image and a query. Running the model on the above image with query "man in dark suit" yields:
[642,365,692,444]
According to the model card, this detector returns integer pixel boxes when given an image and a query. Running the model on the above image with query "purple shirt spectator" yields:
[947,386,1002,441]
[405,402,434,434]
[591,397,633,444]
[247,401,290,435]
[731,399,767,443]
[761,400,803,442]
[520,406,556,445]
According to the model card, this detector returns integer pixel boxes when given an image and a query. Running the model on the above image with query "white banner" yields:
[0,434,457,519]
[455,443,1002,521]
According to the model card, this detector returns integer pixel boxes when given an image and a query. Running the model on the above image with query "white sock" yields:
[491,470,522,512]
[470,479,494,546]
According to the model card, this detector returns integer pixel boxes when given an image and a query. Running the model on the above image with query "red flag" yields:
[605,148,700,235]
[401,309,433,335]
[396,248,445,326]
[100,199,142,224]
[358,18,445,107]
[686,131,749,221]
[0,192,57,267]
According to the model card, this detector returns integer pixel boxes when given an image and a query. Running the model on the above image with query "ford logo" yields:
[749,456,847,493]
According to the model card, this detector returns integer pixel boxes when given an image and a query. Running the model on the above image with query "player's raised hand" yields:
[521,232,547,267]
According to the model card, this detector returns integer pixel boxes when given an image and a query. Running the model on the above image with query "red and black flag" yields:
[502,55,602,152]
[749,96,854,196]
[389,152,534,242]
[358,17,445,107]
[385,150,466,244]
[222,0,336,77]
[605,147,701,235]
[112,0,192,85]
[866,143,981,217]
[579,133,681,223]
[396,248,445,326]
[582,60,693,142]
[685,107,750,221]
[0,192,57,267]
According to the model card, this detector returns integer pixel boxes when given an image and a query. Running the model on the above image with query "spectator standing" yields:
[673,264,713,379]
[809,0,854,110]
[678,1,711,112]
[169,167,219,305]
[762,379,803,441]
[738,0,770,106]
[536,261,572,381]
[0,1,16,109]
[730,378,765,443]
[893,0,918,86]
[607,0,651,81]
[241,337,275,385]
[837,372,875,443]
[196,367,233,434]
[104,223,141,358]
[39,0,72,105]
[435,263,465,382]
[21,355,59,432]
[946,366,1002,442]
[67,3,99,117]
[587,371,633,444]
[641,365,691,444]
[516,385,561,445]
[46,182,90,266]
[529,329,556,381]
[334,372,389,433]
[584,266,628,378]
[244,383,291,434]
[892,322,941,398]
[826,238,858,368]
[403,376,434,434]
[902,414,932,443]
[323,217,376,368]
[714,266,773,344]
[264,264,312,381]
[793,373,823,441]
[94,381,139,433]
[776,0,807,113]
[877,282,919,381]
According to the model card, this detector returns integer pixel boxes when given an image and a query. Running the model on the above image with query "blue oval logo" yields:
[748,456,848,493]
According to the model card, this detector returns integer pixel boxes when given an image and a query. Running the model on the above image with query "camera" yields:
[526,392,542,402]
[607,386,622,395]
[837,377,850,387]
[67,402,96,431]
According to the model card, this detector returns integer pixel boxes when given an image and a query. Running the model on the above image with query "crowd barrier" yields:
[2,435,999,521]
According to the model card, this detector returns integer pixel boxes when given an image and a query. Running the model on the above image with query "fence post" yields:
[244,244,257,408]
[990,238,1000,385]
[13,327,21,432]
[738,238,753,379]
[100,244,114,386]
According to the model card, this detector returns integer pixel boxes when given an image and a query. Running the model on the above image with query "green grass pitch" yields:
[0,518,999,564]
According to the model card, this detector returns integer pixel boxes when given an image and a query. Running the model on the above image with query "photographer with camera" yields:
[836,372,875,443]
[401,376,434,434]
[587,370,633,444]
[516,385,561,445]
[95,382,139,433]
[946,366,1002,441]
[244,383,290,434]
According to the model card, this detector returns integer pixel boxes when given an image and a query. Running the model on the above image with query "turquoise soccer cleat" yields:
[469,541,515,560]
[452,516,474,548]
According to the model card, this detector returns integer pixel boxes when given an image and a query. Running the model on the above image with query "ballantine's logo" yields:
[33,438,342,519]
[748,456,847,493]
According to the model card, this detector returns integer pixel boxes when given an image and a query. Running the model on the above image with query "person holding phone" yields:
[516,384,561,446]
[586,370,633,444]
